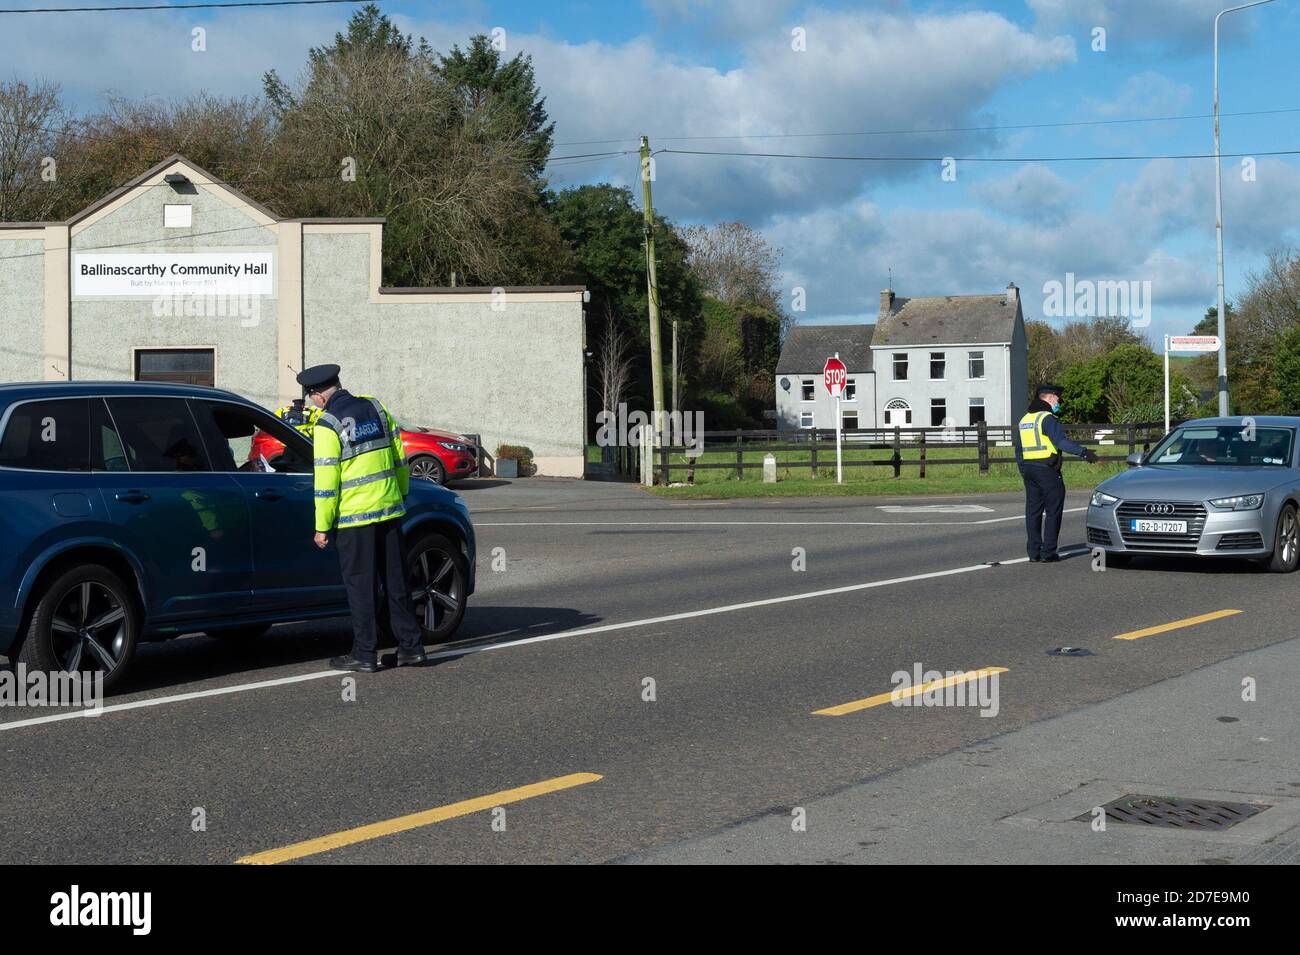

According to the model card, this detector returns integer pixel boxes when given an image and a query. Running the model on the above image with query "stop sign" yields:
[823,356,847,398]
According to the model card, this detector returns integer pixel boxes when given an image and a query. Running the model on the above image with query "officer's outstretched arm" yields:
[386,406,410,497]
[313,426,342,533]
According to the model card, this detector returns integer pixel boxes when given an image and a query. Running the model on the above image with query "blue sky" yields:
[3,0,1299,342]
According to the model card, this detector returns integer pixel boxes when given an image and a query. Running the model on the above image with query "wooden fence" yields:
[611,420,1174,484]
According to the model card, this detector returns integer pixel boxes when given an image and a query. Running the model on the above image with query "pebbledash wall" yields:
[0,154,587,476]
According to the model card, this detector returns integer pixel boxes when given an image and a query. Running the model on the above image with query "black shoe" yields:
[1041,554,1061,563]
[1028,554,1042,562]
[393,648,427,667]
[330,654,381,673]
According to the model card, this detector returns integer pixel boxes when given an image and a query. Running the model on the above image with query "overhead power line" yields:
[656,146,1300,164]
[0,0,366,12]
[553,106,1300,148]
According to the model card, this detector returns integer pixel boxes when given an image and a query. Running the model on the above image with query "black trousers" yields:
[1021,463,1066,558]
[335,518,424,663]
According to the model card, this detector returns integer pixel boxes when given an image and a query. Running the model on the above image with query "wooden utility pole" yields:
[672,319,679,414]
[639,135,665,442]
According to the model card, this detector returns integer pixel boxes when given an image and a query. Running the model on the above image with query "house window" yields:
[968,350,985,379]
[930,398,947,427]
[801,379,815,401]
[892,353,908,380]
[884,398,911,427]
[969,397,986,425]
[842,410,858,430]
[799,411,814,429]
[844,379,857,401]
[930,352,946,380]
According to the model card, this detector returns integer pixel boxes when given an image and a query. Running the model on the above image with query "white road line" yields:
[0,538,1091,733]
[478,507,1087,528]
[0,669,344,733]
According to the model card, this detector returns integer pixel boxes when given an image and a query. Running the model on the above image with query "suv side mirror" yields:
[1125,452,1144,468]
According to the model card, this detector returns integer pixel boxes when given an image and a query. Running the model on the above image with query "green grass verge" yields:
[643,442,1125,498]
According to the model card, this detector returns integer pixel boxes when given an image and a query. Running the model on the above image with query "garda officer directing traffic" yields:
[1015,383,1098,562]
[297,364,427,672]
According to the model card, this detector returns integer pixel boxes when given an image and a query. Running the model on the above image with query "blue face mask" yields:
[1050,402,1061,414]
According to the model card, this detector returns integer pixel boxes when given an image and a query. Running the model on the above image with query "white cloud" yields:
[1086,71,1194,117]
[972,164,1078,222]
[1028,0,1267,52]
[523,8,1075,221]
[765,152,1300,330]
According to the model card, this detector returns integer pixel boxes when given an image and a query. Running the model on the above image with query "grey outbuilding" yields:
[0,155,588,476]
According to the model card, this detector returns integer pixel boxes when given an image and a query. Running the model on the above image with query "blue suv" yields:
[0,382,476,688]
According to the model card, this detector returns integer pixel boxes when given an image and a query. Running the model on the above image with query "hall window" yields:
[893,353,908,380]
[930,352,946,379]
[164,204,193,228]
[968,350,985,380]
[801,380,815,401]
[134,348,215,388]
[844,379,857,401]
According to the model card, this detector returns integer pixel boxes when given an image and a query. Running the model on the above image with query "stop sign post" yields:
[824,355,847,484]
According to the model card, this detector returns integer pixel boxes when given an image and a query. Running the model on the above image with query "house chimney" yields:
[880,288,895,315]
[1006,282,1018,303]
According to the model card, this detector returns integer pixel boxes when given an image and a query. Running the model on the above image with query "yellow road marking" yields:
[1113,609,1242,641]
[813,667,1008,717]
[235,772,602,865]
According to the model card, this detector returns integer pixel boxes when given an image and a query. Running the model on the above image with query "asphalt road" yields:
[2,477,1297,864]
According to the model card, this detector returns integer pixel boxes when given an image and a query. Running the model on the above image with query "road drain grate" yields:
[1076,794,1270,831]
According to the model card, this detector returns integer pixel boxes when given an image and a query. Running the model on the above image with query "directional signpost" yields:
[1164,335,1220,432]
[824,354,847,484]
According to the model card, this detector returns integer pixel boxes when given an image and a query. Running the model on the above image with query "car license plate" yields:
[1130,518,1187,534]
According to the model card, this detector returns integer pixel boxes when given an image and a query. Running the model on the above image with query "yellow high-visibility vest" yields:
[312,396,408,532]
[1018,411,1059,461]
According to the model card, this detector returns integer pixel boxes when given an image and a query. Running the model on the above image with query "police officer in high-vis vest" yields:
[1015,383,1098,562]
[297,364,426,672]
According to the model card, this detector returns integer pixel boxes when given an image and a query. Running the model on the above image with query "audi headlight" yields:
[1209,493,1264,510]
[1090,490,1119,507]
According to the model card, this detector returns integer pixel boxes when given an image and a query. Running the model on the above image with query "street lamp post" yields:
[1214,0,1275,416]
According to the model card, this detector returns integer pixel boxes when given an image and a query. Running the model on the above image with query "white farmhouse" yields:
[775,284,1028,431]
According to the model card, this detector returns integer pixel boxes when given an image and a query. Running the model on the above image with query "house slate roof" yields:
[871,293,1020,347]
[775,323,875,375]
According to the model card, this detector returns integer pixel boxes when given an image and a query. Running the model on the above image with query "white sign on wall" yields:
[73,252,274,297]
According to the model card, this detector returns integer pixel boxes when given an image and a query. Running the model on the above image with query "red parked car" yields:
[250,416,478,485]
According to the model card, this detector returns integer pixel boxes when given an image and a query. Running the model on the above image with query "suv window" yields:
[0,398,92,471]
[194,400,313,474]
[105,397,210,472]
[91,399,129,471]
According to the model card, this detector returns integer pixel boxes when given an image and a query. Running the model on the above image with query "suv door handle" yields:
[114,491,150,504]
[255,489,284,501]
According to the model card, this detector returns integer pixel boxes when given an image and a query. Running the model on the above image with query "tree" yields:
[434,34,554,179]
[1272,325,1300,413]
[0,79,68,222]
[1025,319,1062,399]
[548,183,703,416]
[683,221,783,314]
[261,5,545,287]
[593,303,634,418]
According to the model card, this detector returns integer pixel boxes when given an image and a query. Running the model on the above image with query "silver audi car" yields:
[1086,416,1300,572]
